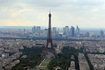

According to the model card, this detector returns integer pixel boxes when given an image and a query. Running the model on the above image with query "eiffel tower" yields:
[46,12,53,48]
[43,12,54,59]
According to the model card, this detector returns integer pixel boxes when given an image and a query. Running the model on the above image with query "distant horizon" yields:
[0,26,105,30]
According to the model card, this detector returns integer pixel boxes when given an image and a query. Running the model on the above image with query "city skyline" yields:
[0,0,105,29]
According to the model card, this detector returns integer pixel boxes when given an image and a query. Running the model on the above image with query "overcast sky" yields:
[0,0,105,28]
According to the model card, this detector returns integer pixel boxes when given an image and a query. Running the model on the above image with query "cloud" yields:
[0,0,105,28]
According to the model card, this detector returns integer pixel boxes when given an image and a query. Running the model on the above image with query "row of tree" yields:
[47,47,79,70]
[12,46,43,70]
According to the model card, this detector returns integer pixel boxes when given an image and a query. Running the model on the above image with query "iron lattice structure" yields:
[46,12,53,48]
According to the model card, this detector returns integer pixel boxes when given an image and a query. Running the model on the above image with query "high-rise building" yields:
[32,26,35,33]
[32,26,41,33]
[85,32,90,37]
[52,27,58,38]
[76,26,80,37]
[100,30,104,37]
[63,26,69,37]
[70,26,75,37]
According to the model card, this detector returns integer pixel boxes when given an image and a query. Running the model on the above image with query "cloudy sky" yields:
[0,0,105,28]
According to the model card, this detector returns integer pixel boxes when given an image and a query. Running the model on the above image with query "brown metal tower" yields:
[46,12,53,48]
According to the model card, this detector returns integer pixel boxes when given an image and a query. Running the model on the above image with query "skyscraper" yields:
[100,30,104,37]
[52,27,58,38]
[76,26,80,37]
[70,26,75,37]
[32,26,41,33]
[63,26,69,37]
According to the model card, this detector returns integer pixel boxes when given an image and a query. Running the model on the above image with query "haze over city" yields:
[0,0,105,29]
[0,0,105,70]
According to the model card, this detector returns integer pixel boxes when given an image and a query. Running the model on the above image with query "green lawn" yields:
[38,58,51,70]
